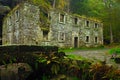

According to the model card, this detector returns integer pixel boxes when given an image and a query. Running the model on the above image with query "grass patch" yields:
[59,46,105,53]
[109,48,120,55]
[78,45,105,50]
[58,48,77,52]
[66,54,87,61]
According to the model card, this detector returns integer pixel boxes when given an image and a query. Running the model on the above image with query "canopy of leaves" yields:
[30,0,51,12]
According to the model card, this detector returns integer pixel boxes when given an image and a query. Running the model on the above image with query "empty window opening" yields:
[95,23,98,28]
[86,36,89,42]
[44,12,48,17]
[43,31,48,40]
[86,21,89,27]
[60,14,65,23]
[74,18,78,24]
[8,16,12,26]
[49,16,51,20]
[95,37,98,43]
[15,10,19,21]
[47,13,51,20]
[40,12,48,22]
[59,32,65,41]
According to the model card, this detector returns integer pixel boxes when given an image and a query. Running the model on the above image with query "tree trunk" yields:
[53,0,56,8]
[110,24,113,43]
[67,0,70,13]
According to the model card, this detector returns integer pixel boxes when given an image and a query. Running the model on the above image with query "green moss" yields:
[72,13,102,23]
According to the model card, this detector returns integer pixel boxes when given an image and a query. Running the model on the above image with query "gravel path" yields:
[66,49,120,69]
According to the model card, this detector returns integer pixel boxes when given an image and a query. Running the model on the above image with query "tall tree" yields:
[49,0,69,11]
[103,0,114,43]
[69,0,120,44]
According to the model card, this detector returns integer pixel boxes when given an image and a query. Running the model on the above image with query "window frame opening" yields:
[86,20,89,27]
[43,30,49,41]
[58,32,65,41]
[86,36,89,43]
[59,13,65,23]
[94,23,98,28]
[74,17,78,25]
[15,10,19,21]
[95,37,98,43]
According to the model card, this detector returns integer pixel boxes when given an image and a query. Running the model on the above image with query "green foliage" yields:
[59,46,105,53]
[39,11,50,31]
[51,63,60,75]
[37,57,47,63]
[109,48,120,54]
[49,0,69,11]
[59,48,76,52]
[1,0,120,44]
[0,46,120,79]
[42,75,48,80]
[30,51,120,80]
[67,54,86,60]
[57,0,69,10]
[28,0,51,12]
[70,77,79,80]
[70,0,120,44]
[90,62,120,80]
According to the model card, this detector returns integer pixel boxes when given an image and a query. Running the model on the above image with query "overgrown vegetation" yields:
[59,45,105,53]
[1,0,120,44]
[109,47,120,63]
[0,46,120,80]
[109,48,120,55]
[21,51,120,80]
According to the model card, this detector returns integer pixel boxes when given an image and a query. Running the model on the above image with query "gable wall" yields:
[2,3,42,45]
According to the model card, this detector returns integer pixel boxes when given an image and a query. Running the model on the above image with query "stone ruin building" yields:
[2,2,103,48]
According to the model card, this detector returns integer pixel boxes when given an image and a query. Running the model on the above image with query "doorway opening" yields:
[74,37,78,48]
[43,30,49,41]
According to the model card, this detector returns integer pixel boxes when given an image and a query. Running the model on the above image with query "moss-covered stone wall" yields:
[2,2,103,48]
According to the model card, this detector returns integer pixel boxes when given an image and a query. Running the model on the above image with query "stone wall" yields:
[2,2,103,48]
[2,2,42,45]
[49,10,103,47]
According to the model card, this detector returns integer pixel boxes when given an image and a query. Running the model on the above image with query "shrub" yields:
[109,48,120,55]
[90,62,120,80]
[109,48,120,63]
[0,46,120,80]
